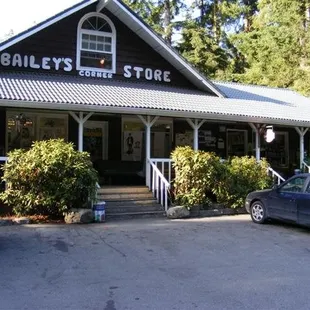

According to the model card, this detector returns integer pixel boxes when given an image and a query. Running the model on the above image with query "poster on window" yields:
[175,131,193,147]
[84,127,103,161]
[123,131,143,161]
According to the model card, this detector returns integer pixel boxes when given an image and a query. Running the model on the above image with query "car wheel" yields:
[250,201,267,224]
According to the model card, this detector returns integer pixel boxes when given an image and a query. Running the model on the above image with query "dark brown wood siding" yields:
[0,109,5,156]
[0,4,204,90]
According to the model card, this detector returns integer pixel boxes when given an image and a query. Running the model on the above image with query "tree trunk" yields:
[164,0,172,44]
[212,0,221,44]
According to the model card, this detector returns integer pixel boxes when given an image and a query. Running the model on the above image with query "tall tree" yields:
[124,0,185,44]
[231,0,310,94]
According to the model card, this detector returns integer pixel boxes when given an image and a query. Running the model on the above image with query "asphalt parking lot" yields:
[1,215,310,310]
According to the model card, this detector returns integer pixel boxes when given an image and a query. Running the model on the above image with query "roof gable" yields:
[0,0,224,97]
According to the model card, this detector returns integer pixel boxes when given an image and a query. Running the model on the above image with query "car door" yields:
[267,176,308,222]
[296,178,310,226]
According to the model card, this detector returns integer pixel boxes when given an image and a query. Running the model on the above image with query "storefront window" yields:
[7,111,68,152]
[83,121,108,161]
[262,131,289,168]
[7,114,36,152]
[227,129,248,157]
[122,120,144,161]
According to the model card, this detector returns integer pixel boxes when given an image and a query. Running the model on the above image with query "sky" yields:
[0,0,193,43]
[0,0,80,41]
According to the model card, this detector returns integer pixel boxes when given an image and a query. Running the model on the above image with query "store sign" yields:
[123,65,171,83]
[0,52,171,82]
[0,53,73,72]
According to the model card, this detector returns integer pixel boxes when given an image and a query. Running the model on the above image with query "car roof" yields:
[291,173,310,178]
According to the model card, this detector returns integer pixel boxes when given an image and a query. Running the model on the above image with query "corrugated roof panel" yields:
[1,72,310,125]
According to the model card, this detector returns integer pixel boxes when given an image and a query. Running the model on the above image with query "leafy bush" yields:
[171,147,272,209]
[213,156,272,208]
[171,146,222,208]
[0,139,98,216]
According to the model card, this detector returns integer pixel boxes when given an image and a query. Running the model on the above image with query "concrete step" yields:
[105,210,166,221]
[103,199,158,206]
[105,205,163,214]
[97,192,154,201]
[97,186,150,195]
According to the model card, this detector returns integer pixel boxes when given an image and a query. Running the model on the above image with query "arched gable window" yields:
[77,13,116,73]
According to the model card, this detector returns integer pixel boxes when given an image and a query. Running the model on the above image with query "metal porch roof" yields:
[1,72,310,127]
[214,81,310,106]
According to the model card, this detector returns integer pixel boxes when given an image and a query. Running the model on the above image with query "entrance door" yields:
[227,129,248,157]
[83,121,108,161]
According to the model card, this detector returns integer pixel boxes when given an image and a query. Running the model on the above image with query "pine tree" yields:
[231,0,310,94]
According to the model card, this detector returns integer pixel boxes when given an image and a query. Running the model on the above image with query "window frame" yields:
[278,176,308,194]
[76,13,117,74]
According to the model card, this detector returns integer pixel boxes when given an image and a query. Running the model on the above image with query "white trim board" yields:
[1,99,310,128]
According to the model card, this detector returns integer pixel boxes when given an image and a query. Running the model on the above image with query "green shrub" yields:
[0,139,98,216]
[213,156,272,208]
[171,147,272,209]
[171,146,222,208]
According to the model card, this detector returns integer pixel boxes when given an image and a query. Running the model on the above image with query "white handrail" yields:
[148,159,171,212]
[302,161,310,173]
[149,158,173,184]
[0,156,8,162]
[267,167,285,185]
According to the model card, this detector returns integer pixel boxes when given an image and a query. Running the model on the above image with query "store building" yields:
[1,0,310,195]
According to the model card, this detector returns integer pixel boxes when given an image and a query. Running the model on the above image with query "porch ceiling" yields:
[1,72,310,127]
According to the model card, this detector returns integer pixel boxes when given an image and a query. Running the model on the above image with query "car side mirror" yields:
[272,184,279,190]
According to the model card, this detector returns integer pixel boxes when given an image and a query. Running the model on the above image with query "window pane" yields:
[82,34,89,40]
[7,114,35,151]
[81,34,112,53]
[104,44,111,52]
[89,43,96,50]
[82,16,112,32]
[97,43,104,51]
[280,177,307,193]
[82,42,88,49]
[80,51,112,70]
[105,37,112,43]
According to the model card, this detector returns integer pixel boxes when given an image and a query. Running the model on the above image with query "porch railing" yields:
[148,158,172,212]
[0,157,8,163]
[302,161,310,173]
[267,167,285,185]
[0,157,8,191]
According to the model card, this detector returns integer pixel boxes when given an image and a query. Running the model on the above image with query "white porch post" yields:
[295,127,308,169]
[138,115,159,187]
[186,119,205,151]
[249,123,262,162]
[69,111,93,151]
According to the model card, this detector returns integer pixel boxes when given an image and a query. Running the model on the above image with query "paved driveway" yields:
[1,215,310,310]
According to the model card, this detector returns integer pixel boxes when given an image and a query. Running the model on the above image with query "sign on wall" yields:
[0,52,172,83]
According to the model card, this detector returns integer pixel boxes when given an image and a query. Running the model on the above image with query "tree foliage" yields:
[125,0,310,95]
[0,139,98,216]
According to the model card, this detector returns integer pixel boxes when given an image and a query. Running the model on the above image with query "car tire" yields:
[250,201,267,224]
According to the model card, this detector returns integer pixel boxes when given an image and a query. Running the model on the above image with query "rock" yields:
[0,219,13,226]
[166,206,190,219]
[13,217,30,225]
[64,209,93,224]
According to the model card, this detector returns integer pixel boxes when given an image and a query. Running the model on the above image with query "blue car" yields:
[245,173,310,226]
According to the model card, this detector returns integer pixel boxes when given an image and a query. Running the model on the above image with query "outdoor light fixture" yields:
[265,125,275,143]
